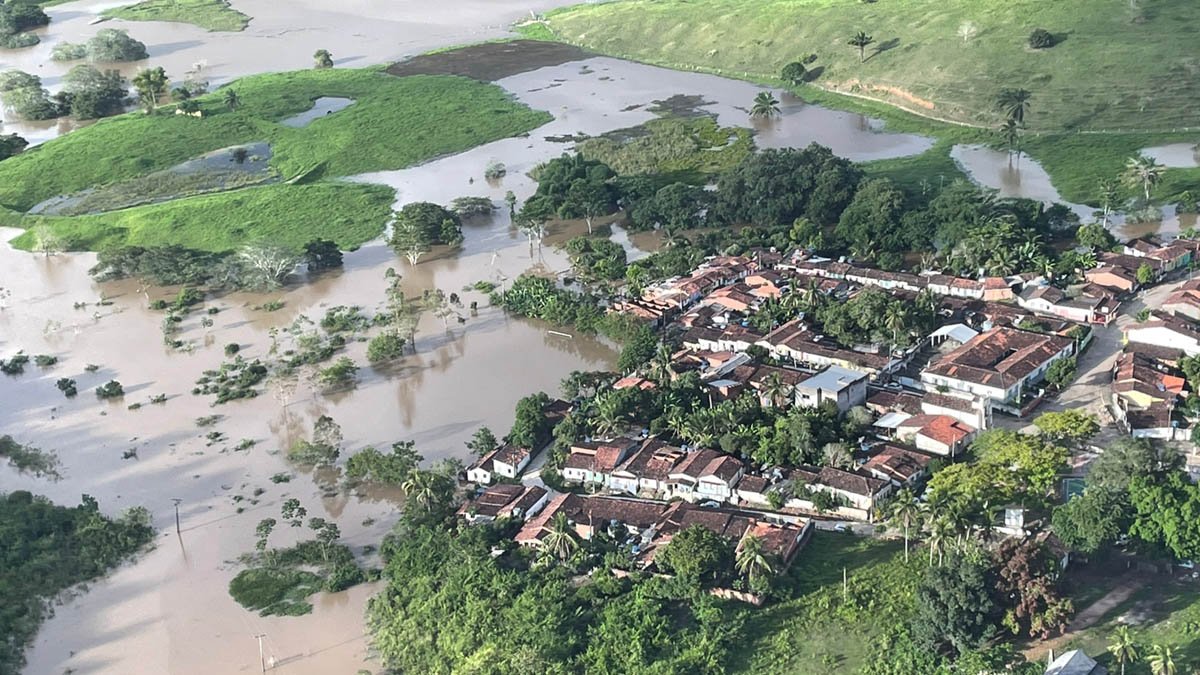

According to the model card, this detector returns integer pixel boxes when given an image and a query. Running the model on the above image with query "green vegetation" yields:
[0,436,60,480]
[8,182,395,252]
[102,0,251,32]
[0,68,551,251]
[1,492,153,673]
[542,0,1200,132]
[577,116,752,178]
[231,502,369,617]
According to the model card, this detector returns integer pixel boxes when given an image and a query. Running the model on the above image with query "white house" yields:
[794,365,869,413]
[921,326,1075,406]
[667,449,745,503]
[1123,311,1200,357]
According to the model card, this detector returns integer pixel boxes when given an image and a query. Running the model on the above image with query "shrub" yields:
[33,354,57,367]
[0,353,29,375]
[781,61,807,84]
[51,42,88,62]
[224,343,240,356]
[317,357,358,388]
[367,332,405,363]
[484,161,506,180]
[56,378,77,397]
[1028,29,1054,49]
[96,380,125,399]
[86,29,148,62]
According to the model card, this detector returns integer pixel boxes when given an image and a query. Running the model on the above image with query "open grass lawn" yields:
[4,181,396,252]
[102,0,251,32]
[542,0,1200,133]
[735,531,920,673]
[862,139,970,198]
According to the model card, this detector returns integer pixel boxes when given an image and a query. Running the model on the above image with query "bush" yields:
[33,354,57,367]
[781,61,807,84]
[1,353,29,375]
[484,161,506,180]
[86,29,148,62]
[1028,29,1054,49]
[317,357,358,388]
[367,332,405,363]
[51,42,88,61]
[96,380,125,399]
[56,378,78,397]
[224,343,240,356]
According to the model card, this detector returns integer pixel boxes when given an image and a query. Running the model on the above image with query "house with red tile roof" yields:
[667,448,746,503]
[861,444,934,487]
[1123,311,1200,357]
[458,484,550,525]
[921,326,1075,407]
[895,414,976,457]
[560,439,639,487]
[1163,279,1200,322]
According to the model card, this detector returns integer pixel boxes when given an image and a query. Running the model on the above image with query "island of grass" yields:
[102,0,250,32]
[0,68,552,252]
[535,0,1200,204]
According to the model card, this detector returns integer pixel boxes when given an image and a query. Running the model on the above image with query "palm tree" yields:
[1000,117,1020,164]
[1148,644,1175,675]
[887,488,920,562]
[926,516,954,566]
[401,470,440,510]
[758,371,791,408]
[1099,177,1122,224]
[750,91,780,118]
[648,343,674,384]
[735,534,774,582]
[223,88,240,111]
[848,31,874,63]
[884,303,909,345]
[592,393,628,437]
[995,88,1032,126]
[1123,155,1165,201]
[540,512,578,562]
[1107,625,1138,675]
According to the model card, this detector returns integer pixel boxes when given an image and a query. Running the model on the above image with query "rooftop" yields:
[925,326,1073,390]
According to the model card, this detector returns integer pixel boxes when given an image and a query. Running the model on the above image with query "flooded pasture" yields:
[0,9,995,675]
[279,97,355,128]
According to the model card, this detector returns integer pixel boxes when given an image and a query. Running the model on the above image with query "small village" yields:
[458,232,1200,623]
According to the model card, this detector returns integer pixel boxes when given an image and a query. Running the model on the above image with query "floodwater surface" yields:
[1141,142,1200,168]
[279,97,355,128]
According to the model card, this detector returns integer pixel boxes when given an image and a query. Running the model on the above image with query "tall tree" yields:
[888,488,921,562]
[1123,155,1165,201]
[995,88,1032,126]
[132,66,169,113]
[848,31,874,63]
[540,512,578,562]
[735,534,774,584]
[911,552,998,656]
[223,88,240,111]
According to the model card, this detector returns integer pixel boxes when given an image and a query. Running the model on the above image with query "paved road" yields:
[997,273,1195,442]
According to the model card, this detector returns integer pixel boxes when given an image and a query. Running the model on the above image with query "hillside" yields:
[542,0,1200,133]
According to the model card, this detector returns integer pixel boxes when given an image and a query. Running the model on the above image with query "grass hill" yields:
[540,0,1200,133]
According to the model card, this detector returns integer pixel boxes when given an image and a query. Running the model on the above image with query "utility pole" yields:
[842,567,847,601]
[171,498,182,535]
[254,633,267,673]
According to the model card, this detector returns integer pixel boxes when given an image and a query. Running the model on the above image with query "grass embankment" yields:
[0,69,552,251]
[577,116,753,182]
[734,531,919,673]
[6,182,395,251]
[102,0,250,32]
[536,0,1200,204]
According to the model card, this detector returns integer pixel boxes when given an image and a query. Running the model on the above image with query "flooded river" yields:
[0,1,1133,673]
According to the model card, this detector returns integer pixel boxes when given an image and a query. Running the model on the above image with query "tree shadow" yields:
[803,66,825,83]
[867,38,900,62]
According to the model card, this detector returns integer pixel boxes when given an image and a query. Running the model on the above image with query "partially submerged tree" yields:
[750,91,780,118]
[313,49,334,69]
[238,242,298,290]
[132,67,169,113]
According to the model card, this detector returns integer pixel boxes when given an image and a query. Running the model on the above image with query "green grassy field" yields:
[0,69,550,213]
[541,0,1200,133]
[4,182,395,252]
[102,0,250,32]
[733,531,920,673]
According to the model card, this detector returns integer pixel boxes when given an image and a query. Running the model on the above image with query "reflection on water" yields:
[950,144,1093,220]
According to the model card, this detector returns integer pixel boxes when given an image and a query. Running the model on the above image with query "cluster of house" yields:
[457,482,813,577]
[1114,281,1200,440]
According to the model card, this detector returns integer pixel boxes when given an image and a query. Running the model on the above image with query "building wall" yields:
[1124,326,1200,356]
[467,468,493,485]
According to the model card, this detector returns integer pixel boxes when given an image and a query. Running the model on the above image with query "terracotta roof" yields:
[1130,311,1200,341]
[613,439,688,481]
[899,414,973,447]
[1126,402,1173,430]
[925,326,1072,389]
[862,445,932,483]
[737,475,772,494]
[867,389,924,415]
[515,493,581,544]
[738,520,805,565]
[1124,341,1186,364]
[612,375,656,390]
[922,392,977,414]
[816,466,887,497]
[494,444,531,468]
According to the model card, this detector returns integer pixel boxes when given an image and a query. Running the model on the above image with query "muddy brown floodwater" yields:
[0,8,957,674]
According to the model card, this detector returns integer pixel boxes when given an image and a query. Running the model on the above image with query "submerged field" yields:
[0,68,552,251]
[540,0,1200,133]
[102,0,251,32]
